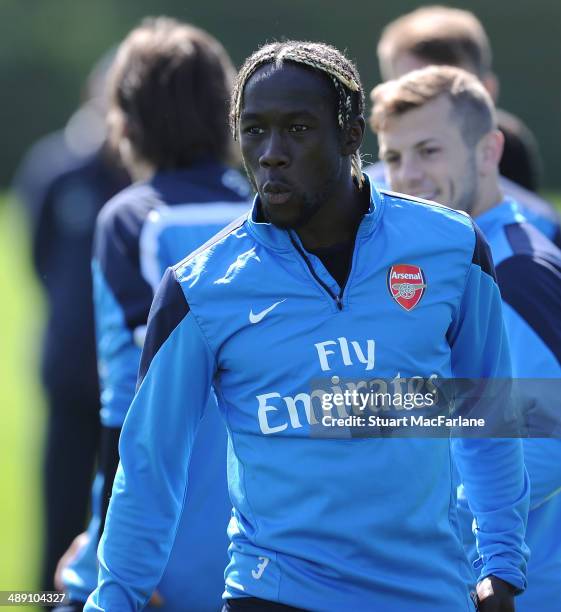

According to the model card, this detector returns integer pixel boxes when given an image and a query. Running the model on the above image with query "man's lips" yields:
[263,181,292,205]
[265,192,292,205]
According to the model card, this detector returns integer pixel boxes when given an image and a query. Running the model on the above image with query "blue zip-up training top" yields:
[86,179,529,612]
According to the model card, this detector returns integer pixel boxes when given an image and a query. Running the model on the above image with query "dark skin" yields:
[477,576,516,612]
[240,62,518,611]
[239,62,368,251]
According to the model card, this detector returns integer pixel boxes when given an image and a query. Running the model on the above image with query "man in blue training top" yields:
[54,18,250,612]
[86,41,529,612]
[366,5,561,246]
[371,64,561,612]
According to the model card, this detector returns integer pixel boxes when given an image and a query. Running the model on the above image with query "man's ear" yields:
[342,115,365,156]
[476,129,504,176]
[481,73,499,104]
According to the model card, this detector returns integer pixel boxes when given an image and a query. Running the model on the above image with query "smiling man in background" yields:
[371,64,561,611]
[366,5,561,246]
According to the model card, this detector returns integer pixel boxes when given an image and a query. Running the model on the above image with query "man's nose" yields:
[398,156,424,187]
[259,131,289,168]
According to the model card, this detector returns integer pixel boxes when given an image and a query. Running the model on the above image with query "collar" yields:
[475,198,526,235]
[149,160,231,198]
[245,173,384,252]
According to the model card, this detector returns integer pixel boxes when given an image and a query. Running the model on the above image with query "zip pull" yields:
[289,231,341,309]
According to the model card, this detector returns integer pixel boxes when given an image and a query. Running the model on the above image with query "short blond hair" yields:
[377,6,492,80]
[370,65,496,146]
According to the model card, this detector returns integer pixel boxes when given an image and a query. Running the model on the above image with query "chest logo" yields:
[249,299,287,324]
[387,264,426,311]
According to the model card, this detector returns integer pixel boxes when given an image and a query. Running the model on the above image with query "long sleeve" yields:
[92,202,155,540]
[449,224,530,592]
[498,254,561,509]
[85,269,216,611]
[92,200,154,429]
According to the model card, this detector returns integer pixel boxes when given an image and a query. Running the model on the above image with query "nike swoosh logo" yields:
[249,299,287,324]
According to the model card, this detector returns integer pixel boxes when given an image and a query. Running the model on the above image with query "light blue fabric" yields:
[91,258,141,428]
[87,181,529,611]
[365,162,560,243]
[458,199,561,612]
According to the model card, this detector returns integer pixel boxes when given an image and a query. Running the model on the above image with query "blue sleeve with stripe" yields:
[500,298,561,510]
[449,224,530,591]
[498,254,561,509]
[92,203,153,427]
[92,260,142,427]
[85,268,216,611]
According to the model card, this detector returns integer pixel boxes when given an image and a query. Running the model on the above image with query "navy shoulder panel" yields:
[150,166,250,206]
[95,183,155,240]
[471,221,497,280]
[137,267,190,388]
[94,185,158,331]
[504,221,561,260]
[496,253,561,364]
[553,226,561,250]
[96,183,156,241]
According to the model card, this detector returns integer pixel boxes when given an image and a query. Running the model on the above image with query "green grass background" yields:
[1,191,560,609]
[1,195,44,611]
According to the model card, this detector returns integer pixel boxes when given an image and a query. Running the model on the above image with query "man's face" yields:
[390,52,433,79]
[239,63,344,229]
[378,95,478,213]
[390,51,476,80]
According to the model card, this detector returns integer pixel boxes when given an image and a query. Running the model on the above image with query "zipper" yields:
[288,232,357,311]
[337,231,359,305]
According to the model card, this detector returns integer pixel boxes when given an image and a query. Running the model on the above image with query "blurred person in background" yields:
[371,64,561,612]
[367,4,561,246]
[54,17,250,612]
[12,51,129,594]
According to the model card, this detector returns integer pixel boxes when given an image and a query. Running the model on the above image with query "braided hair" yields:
[231,41,365,187]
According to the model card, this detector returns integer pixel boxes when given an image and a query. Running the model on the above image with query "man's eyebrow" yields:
[414,138,440,148]
[379,137,441,157]
[284,110,317,119]
[239,110,318,122]
[239,112,261,123]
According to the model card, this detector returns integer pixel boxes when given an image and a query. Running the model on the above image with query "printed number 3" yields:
[252,556,270,579]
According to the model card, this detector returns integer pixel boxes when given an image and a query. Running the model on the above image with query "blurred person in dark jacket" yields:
[12,51,129,593]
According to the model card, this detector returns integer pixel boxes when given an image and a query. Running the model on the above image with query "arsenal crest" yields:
[387,264,426,311]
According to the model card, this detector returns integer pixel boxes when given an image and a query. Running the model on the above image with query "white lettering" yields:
[351,339,375,371]
[315,338,376,372]
[315,340,338,371]
[283,393,313,429]
[257,392,288,434]
[337,337,353,366]
[391,271,421,280]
